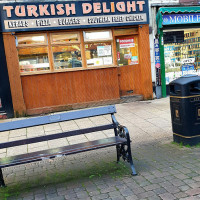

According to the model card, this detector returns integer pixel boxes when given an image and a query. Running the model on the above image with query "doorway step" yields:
[120,95,143,103]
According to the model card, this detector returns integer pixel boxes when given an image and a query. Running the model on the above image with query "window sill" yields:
[20,65,117,76]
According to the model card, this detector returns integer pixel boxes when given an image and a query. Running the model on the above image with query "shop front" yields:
[0,0,152,116]
[157,7,200,96]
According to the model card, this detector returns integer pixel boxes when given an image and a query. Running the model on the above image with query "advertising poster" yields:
[130,56,138,64]
[119,38,135,48]
[97,46,111,56]
[103,57,112,65]
[154,38,161,86]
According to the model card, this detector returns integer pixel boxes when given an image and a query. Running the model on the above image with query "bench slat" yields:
[0,105,116,132]
[0,124,116,149]
[0,136,126,168]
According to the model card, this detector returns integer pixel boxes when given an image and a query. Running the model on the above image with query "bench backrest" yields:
[0,105,117,149]
[0,105,116,132]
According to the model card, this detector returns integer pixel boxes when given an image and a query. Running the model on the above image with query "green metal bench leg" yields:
[0,168,5,187]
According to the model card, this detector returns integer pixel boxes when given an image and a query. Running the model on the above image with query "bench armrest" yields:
[111,114,131,142]
[117,125,131,143]
[111,114,119,126]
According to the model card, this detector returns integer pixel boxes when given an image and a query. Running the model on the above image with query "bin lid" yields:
[169,74,200,85]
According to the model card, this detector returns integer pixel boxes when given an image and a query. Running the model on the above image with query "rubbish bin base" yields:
[173,133,200,146]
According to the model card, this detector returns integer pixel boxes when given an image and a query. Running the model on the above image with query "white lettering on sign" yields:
[119,38,135,48]
[169,15,195,24]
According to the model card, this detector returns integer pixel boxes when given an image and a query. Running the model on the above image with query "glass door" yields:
[116,35,139,97]
[116,36,139,66]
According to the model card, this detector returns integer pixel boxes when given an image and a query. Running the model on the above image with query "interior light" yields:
[32,36,45,42]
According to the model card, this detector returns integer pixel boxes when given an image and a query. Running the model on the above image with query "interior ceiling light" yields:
[32,36,45,42]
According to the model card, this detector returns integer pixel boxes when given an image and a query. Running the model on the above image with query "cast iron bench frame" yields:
[0,105,137,187]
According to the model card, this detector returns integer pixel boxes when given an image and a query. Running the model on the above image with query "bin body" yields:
[170,75,200,146]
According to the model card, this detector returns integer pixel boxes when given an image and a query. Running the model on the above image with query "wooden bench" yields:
[0,105,137,187]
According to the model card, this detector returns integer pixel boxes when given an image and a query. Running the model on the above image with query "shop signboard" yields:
[163,13,200,26]
[0,0,149,32]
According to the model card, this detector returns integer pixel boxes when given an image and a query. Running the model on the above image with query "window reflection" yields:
[17,35,46,45]
[52,45,82,69]
[51,33,79,43]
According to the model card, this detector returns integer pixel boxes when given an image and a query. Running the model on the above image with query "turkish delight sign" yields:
[0,0,149,32]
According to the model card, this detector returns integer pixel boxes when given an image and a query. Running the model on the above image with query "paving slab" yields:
[0,97,200,200]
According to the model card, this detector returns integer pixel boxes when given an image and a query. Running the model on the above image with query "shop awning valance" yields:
[156,6,200,34]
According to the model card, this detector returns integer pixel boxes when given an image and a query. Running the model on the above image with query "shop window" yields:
[164,29,200,84]
[52,45,82,69]
[116,36,139,66]
[84,30,113,67]
[16,29,121,74]
[51,33,82,69]
[16,34,50,73]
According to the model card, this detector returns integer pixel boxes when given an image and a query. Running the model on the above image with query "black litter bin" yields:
[169,74,200,146]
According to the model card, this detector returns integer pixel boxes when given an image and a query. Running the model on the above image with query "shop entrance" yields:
[116,35,139,97]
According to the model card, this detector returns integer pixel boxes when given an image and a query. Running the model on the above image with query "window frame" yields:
[83,30,114,68]
[16,33,51,74]
[16,28,132,76]
[50,32,83,71]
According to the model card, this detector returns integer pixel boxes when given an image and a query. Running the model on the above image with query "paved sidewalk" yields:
[0,97,200,200]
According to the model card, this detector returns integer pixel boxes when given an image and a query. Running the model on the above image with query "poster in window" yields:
[97,46,105,56]
[103,57,112,65]
[93,58,103,66]
[129,56,138,64]
[104,46,111,56]
[97,46,111,56]
[119,38,135,48]
[124,54,132,60]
